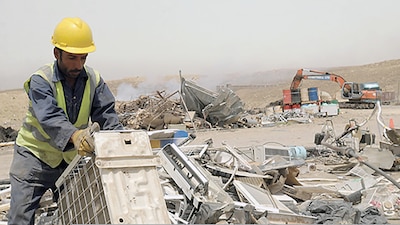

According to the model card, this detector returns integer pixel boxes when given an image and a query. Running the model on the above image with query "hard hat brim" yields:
[56,45,96,54]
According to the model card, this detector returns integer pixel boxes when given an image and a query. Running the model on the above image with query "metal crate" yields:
[55,130,170,224]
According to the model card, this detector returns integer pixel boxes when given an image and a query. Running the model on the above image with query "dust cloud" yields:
[113,68,298,101]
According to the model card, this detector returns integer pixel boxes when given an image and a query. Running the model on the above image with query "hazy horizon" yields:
[1,0,400,91]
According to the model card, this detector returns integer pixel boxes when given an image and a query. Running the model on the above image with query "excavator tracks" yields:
[338,102,376,109]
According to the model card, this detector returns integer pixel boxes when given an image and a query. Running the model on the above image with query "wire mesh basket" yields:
[55,130,170,224]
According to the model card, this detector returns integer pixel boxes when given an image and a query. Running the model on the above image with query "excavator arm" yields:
[290,69,347,90]
[290,69,305,90]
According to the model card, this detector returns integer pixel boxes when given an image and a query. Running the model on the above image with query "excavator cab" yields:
[341,82,363,99]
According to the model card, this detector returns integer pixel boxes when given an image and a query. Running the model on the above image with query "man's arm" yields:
[90,77,124,130]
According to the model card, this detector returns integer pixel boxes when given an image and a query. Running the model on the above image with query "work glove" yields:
[71,122,100,156]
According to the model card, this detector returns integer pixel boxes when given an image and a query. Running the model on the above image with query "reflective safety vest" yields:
[16,63,100,168]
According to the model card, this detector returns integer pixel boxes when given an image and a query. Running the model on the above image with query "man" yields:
[8,17,123,225]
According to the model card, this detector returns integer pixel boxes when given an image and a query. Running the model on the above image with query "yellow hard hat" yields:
[51,17,96,54]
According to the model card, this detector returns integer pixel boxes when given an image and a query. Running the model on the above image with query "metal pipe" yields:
[321,135,400,189]
[376,100,390,130]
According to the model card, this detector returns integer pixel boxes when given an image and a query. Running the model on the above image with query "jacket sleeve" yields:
[90,77,124,130]
[28,75,77,151]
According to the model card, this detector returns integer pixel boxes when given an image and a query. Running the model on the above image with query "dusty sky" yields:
[1,0,400,92]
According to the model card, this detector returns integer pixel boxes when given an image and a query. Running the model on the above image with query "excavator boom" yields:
[290,69,347,90]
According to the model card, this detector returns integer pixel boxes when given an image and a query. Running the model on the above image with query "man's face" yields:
[55,49,88,79]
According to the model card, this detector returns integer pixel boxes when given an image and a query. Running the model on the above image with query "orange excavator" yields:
[290,69,382,109]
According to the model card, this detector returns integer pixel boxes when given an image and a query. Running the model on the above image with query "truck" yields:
[290,68,383,109]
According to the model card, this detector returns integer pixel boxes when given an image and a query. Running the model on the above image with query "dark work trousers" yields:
[8,145,68,225]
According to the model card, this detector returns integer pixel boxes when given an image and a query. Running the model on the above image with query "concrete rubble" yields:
[1,78,400,224]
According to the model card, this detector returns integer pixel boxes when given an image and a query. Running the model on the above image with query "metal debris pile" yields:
[115,76,314,131]
[7,123,398,224]
[117,90,187,130]
[1,78,400,224]
[151,132,397,224]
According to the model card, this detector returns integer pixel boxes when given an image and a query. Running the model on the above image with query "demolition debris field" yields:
[1,60,400,224]
[1,59,400,180]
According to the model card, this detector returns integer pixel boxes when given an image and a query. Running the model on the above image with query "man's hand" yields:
[71,122,100,156]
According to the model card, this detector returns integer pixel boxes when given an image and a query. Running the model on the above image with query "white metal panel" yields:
[94,130,170,224]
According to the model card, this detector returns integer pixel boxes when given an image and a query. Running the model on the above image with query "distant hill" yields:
[328,59,400,92]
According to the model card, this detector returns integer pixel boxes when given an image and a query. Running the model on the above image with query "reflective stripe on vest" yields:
[16,63,100,168]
